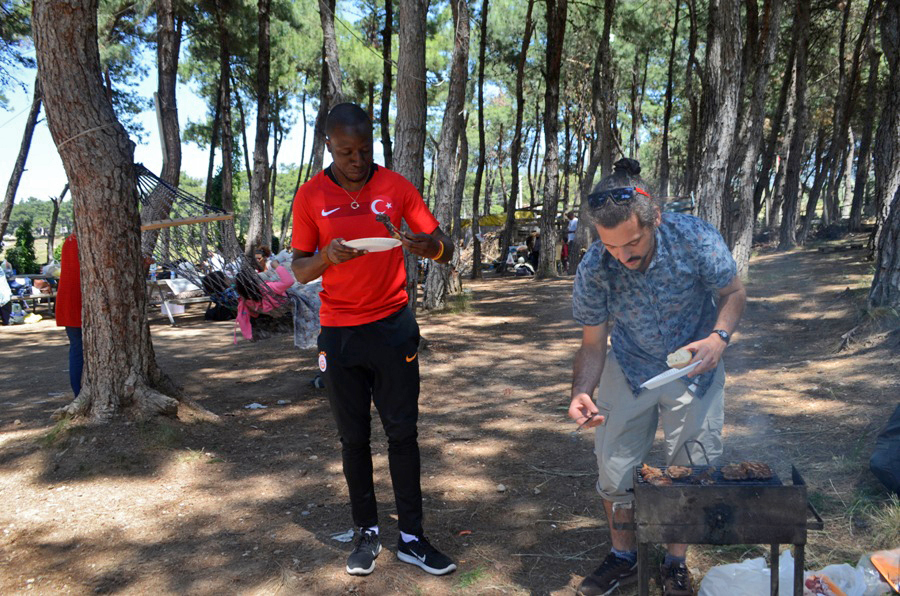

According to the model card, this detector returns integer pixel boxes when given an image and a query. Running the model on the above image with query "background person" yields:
[568,159,746,596]
[56,233,83,397]
[291,103,456,578]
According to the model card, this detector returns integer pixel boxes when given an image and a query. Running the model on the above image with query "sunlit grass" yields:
[868,496,900,550]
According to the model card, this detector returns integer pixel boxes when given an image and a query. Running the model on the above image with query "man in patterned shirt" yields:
[569,159,746,596]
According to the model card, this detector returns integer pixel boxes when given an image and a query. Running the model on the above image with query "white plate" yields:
[640,360,702,390]
[342,237,402,252]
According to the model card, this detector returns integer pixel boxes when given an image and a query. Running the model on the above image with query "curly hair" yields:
[588,158,660,229]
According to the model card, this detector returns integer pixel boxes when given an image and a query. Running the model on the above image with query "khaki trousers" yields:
[593,352,725,503]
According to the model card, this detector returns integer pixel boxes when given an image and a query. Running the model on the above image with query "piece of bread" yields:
[666,348,693,369]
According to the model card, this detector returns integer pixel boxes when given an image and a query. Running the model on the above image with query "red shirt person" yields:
[56,234,83,396]
[291,103,456,578]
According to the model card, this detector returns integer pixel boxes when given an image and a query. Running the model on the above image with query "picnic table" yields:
[147,278,211,326]
[8,275,57,315]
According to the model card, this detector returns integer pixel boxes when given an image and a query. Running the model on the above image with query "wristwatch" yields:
[713,329,730,344]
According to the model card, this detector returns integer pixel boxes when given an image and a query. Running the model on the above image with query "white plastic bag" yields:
[699,551,794,596]
[42,259,60,278]
[700,550,868,596]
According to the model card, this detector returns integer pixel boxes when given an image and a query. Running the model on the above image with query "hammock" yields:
[135,164,299,340]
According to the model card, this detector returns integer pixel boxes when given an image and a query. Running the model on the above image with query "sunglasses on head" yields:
[587,186,651,209]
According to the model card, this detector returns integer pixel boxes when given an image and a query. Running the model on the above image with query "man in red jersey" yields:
[291,103,456,578]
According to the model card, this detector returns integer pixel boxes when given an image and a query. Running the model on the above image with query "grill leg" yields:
[770,544,779,596]
[793,544,805,596]
[638,542,649,596]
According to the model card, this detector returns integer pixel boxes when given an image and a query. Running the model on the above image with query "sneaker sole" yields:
[346,544,382,576]
[577,570,638,596]
[396,551,457,575]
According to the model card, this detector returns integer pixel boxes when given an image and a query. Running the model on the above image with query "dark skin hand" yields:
[291,227,453,284]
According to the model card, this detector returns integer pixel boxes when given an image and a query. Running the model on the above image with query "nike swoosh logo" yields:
[321,207,340,216]
[414,552,427,563]
[405,353,418,362]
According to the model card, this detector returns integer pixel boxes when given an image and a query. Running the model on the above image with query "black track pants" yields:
[318,307,423,535]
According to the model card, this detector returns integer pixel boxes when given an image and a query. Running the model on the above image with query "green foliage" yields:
[7,217,38,273]
[0,0,35,111]
[7,196,74,232]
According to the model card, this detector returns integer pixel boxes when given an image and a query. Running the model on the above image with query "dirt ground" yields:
[0,237,898,595]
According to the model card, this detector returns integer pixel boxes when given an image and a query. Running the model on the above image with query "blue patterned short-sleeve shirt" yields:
[573,212,737,397]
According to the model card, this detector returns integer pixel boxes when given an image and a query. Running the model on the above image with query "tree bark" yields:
[245,0,272,256]
[728,0,782,278]
[394,0,427,310]
[658,0,681,199]
[498,0,536,275]
[871,0,900,259]
[310,0,344,177]
[850,43,881,232]
[696,0,743,231]
[33,0,179,420]
[0,74,42,242]
[381,0,394,170]
[424,0,469,310]
[470,0,489,280]
[536,0,567,278]
[778,0,811,251]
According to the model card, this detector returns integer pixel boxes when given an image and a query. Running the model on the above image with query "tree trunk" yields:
[140,0,182,257]
[452,115,469,242]
[572,0,616,274]
[683,0,701,196]
[536,0,567,279]
[395,0,428,310]
[728,0,782,279]
[470,0,489,280]
[798,0,875,244]
[0,74,42,242]
[562,98,571,214]
[47,183,69,261]
[498,0,536,275]
[658,0,681,199]
[33,0,179,420]
[232,77,253,188]
[310,0,343,177]
[381,0,394,170]
[871,0,900,257]
[778,0,811,251]
[850,43,881,232]
[424,0,469,310]
[754,41,795,218]
[245,0,272,256]
[696,0,743,231]
[216,2,235,214]
[204,78,222,206]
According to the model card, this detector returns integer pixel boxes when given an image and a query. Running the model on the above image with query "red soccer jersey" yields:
[55,234,82,328]
[292,166,439,326]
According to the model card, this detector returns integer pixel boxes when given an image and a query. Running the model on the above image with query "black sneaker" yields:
[346,528,382,575]
[660,561,694,596]
[396,535,457,575]
[577,551,638,596]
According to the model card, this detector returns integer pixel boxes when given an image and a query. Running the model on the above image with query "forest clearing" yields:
[1,237,897,595]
